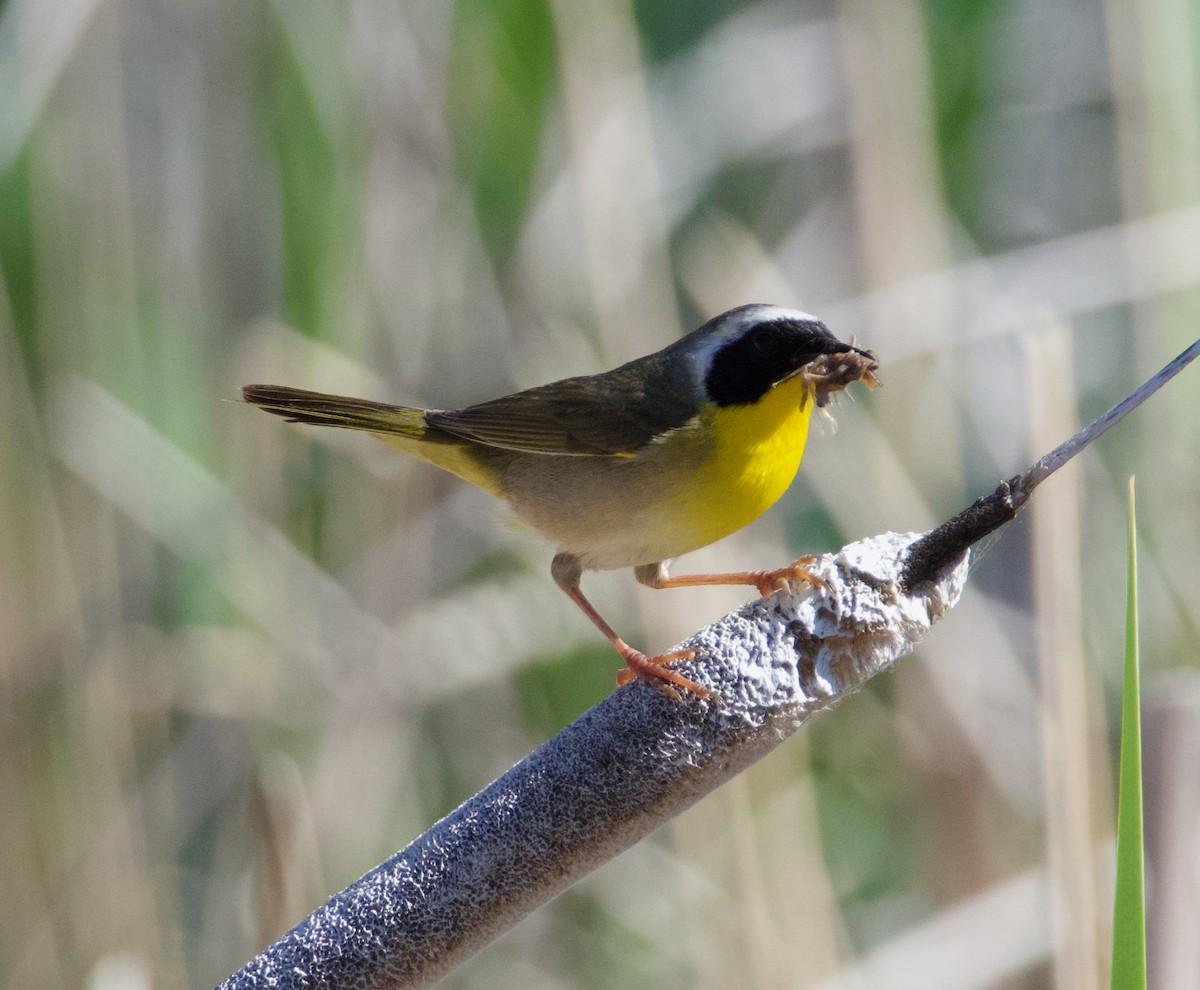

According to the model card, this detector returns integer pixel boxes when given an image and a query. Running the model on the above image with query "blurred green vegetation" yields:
[1,0,1198,988]
[446,0,557,271]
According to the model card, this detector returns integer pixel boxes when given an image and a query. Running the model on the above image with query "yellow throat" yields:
[669,374,814,551]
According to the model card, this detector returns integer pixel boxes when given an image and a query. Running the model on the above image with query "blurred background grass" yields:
[1,0,1198,987]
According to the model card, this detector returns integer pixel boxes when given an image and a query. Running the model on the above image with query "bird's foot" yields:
[614,645,709,701]
[746,554,828,597]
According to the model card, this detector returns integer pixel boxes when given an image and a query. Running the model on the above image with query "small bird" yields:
[244,304,877,699]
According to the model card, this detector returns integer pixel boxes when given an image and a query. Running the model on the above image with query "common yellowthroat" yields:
[244,304,877,699]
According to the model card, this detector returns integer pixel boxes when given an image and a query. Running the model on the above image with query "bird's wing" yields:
[426,367,698,457]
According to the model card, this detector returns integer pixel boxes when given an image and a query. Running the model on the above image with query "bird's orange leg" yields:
[552,554,708,701]
[634,555,827,598]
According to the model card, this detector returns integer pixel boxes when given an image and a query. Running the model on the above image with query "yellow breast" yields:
[665,374,813,552]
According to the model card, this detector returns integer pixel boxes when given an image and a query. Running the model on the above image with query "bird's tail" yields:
[242,384,506,494]
[242,385,428,439]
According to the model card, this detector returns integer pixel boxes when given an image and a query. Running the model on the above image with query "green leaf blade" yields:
[1111,475,1146,989]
